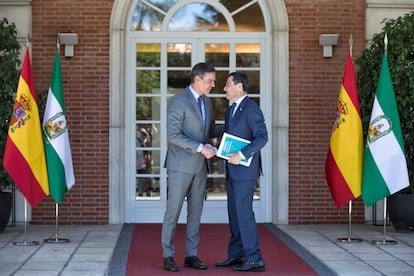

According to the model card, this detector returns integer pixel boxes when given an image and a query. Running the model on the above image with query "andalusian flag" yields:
[362,51,409,206]
[2,48,49,207]
[325,53,363,208]
[42,49,75,204]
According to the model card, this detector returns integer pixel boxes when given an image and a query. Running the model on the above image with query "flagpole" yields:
[12,34,39,246]
[12,199,39,246]
[44,203,70,243]
[337,200,362,243]
[336,35,361,243]
[44,36,69,243]
[371,197,396,245]
[369,35,395,245]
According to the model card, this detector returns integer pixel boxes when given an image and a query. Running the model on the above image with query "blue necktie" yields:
[197,96,203,115]
[230,102,236,118]
[198,96,205,128]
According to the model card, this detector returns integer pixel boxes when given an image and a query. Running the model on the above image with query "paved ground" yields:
[0,224,122,276]
[278,224,414,275]
[0,223,414,275]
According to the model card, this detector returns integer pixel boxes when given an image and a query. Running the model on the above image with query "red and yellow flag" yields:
[325,53,363,208]
[2,48,49,207]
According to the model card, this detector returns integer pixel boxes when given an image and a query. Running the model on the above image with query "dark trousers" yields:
[226,178,262,262]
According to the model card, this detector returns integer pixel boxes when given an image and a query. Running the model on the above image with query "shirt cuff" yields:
[197,144,203,153]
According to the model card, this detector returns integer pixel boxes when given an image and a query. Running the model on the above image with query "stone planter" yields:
[0,191,12,232]
[387,193,414,233]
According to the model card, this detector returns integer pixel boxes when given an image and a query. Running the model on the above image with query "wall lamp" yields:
[59,33,78,57]
[319,34,339,58]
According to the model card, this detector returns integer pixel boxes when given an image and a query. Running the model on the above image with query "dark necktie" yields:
[197,96,203,115]
[230,102,236,118]
[198,96,206,128]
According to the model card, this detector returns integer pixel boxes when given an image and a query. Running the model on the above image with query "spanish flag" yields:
[2,48,49,207]
[325,52,363,208]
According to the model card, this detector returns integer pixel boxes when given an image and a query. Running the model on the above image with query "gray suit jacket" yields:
[165,87,222,174]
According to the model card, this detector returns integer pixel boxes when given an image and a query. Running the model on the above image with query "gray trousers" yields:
[161,167,207,258]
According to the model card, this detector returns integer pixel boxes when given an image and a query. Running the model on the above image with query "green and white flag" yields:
[43,49,75,204]
[362,51,409,206]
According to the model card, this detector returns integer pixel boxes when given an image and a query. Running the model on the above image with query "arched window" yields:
[131,0,265,32]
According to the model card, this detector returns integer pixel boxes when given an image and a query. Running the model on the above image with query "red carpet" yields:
[126,224,318,275]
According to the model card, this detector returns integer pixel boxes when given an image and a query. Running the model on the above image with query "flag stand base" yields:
[44,237,70,243]
[13,240,39,246]
[44,203,70,243]
[12,199,39,246]
[337,237,362,243]
[371,239,397,245]
[336,201,362,243]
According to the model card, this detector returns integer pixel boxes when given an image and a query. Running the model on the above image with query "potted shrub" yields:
[0,18,20,232]
[356,12,414,232]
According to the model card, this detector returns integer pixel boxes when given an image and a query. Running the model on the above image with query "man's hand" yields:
[201,144,216,159]
[227,152,242,165]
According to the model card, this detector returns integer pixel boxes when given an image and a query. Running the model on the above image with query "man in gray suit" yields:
[162,63,222,272]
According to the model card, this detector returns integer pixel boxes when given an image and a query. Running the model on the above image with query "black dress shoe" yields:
[232,259,265,272]
[184,256,208,270]
[164,257,179,272]
[215,257,247,267]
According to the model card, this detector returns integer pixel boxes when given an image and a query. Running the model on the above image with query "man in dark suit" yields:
[162,63,222,272]
[215,72,268,272]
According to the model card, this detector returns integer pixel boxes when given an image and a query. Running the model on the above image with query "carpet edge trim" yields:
[107,223,134,276]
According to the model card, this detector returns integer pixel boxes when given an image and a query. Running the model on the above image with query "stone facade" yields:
[1,0,413,224]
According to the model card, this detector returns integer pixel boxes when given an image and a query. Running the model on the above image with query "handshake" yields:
[200,144,216,159]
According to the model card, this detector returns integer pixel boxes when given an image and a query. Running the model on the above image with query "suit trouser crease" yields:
[227,178,262,262]
[161,168,207,258]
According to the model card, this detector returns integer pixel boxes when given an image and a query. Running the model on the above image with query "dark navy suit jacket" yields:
[224,96,268,181]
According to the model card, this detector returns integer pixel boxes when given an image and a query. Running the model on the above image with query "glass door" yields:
[126,37,268,223]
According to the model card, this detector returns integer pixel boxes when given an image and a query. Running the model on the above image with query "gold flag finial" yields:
[26,33,30,48]
[56,33,60,49]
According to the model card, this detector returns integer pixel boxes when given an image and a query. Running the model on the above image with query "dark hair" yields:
[190,62,216,83]
[229,71,249,92]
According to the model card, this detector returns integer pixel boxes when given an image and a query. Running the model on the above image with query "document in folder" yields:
[217,132,252,167]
